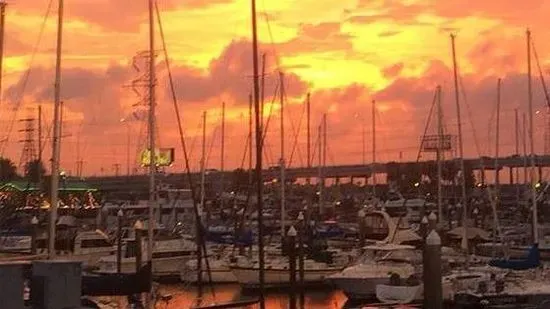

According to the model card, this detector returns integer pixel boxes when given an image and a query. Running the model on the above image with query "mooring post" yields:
[423,230,443,309]
[358,208,366,248]
[117,209,124,273]
[31,260,82,309]
[297,212,305,308]
[0,262,26,309]
[31,216,39,255]
[134,219,144,273]
[287,226,297,309]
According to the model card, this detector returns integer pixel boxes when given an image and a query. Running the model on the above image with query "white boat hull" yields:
[230,266,341,288]
[180,268,237,283]
[330,277,394,299]
[376,284,422,304]
[97,255,192,277]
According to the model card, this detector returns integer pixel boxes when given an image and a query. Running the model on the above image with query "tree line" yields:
[0,158,46,183]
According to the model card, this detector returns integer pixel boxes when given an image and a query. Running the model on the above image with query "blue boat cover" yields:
[488,244,540,270]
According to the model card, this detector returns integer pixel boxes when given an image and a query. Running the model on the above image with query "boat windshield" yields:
[359,247,419,264]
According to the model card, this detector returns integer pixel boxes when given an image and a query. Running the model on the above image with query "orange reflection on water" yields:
[92,284,348,309]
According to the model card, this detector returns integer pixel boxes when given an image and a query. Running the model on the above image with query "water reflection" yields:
[92,284,348,308]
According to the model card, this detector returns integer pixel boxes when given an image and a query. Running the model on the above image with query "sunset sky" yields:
[1,0,550,177]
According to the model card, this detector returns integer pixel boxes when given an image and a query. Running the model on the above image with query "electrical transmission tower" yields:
[123,50,159,174]
[18,109,37,171]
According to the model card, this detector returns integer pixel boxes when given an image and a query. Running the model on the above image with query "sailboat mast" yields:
[436,85,443,223]
[279,72,286,237]
[372,100,376,196]
[200,111,207,215]
[0,2,6,111]
[147,0,156,263]
[249,94,253,184]
[515,108,519,191]
[527,29,538,243]
[521,113,529,185]
[250,0,265,306]
[48,0,64,259]
[318,122,323,215]
[307,93,311,179]
[38,105,42,165]
[450,34,469,262]
[495,78,501,195]
[221,102,225,209]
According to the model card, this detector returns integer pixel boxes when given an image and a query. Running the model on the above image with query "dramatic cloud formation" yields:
[0,0,548,177]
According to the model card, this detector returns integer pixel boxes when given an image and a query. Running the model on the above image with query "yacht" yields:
[230,256,343,288]
[329,244,419,299]
[97,232,196,278]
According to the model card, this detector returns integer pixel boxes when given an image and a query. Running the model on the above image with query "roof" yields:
[0,181,39,191]
[0,180,97,192]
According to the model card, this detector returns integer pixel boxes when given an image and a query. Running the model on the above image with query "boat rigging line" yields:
[0,0,54,156]
[154,0,216,300]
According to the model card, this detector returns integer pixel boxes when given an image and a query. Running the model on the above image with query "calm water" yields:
[93,284,349,309]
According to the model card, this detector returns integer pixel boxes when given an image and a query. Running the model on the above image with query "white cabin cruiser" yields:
[97,234,196,277]
[329,244,419,299]
[230,256,343,288]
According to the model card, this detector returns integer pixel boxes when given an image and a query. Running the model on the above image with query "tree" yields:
[0,157,18,181]
[24,159,46,183]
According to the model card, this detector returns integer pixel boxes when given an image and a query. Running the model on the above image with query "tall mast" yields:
[279,72,286,237]
[515,109,519,195]
[372,100,376,196]
[38,105,42,165]
[495,79,501,199]
[48,0,64,259]
[527,29,538,243]
[249,94,253,185]
[436,85,443,223]
[521,113,529,184]
[147,0,156,262]
[260,54,266,130]
[200,111,207,217]
[220,102,225,209]
[318,122,323,215]
[0,2,6,113]
[306,93,311,178]
[451,34,469,262]
[250,0,265,306]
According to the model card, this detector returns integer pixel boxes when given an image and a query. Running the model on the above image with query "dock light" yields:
[476,183,483,188]
[414,182,420,188]
[535,182,542,189]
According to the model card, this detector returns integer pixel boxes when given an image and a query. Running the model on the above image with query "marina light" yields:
[535,182,542,188]
[414,182,420,187]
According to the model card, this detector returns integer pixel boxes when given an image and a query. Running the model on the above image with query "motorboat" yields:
[180,255,238,284]
[97,235,196,278]
[230,256,343,288]
[329,244,419,300]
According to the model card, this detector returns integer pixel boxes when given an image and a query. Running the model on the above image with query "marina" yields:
[0,0,549,308]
